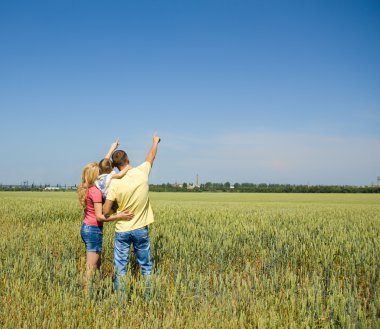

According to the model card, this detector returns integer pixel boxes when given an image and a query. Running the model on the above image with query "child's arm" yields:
[104,138,120,160]
[111,165,132,179]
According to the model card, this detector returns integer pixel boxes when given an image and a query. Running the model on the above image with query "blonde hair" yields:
[77,162,100,208]
[99,158,113,175]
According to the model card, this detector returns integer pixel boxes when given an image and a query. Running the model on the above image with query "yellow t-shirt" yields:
[106,161,154,232]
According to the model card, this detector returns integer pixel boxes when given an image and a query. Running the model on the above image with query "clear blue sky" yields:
[1,0,379,186]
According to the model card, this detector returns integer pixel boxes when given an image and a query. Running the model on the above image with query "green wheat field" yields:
[0,192,379,328]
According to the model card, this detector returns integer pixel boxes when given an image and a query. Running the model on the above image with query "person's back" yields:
[107,161,154,232]
[103,134,161,295]
[95,157,131,201]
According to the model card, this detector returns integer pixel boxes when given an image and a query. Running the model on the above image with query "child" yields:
[96,138,131,210]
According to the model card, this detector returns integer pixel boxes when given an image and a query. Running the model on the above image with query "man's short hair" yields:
[112,150,129,169]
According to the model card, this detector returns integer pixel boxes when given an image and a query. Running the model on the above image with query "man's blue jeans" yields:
[113,226,152,294]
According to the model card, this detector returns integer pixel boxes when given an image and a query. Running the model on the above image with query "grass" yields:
[0,191,379,328]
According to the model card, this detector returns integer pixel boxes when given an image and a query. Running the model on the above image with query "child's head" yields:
[99,158,113,175]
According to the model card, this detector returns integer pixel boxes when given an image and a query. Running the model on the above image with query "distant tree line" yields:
[149,182,380,193]
[1,183,379,193]
[0,184,75,192]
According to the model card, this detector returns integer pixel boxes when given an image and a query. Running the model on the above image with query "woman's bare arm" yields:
[94,202,133,222]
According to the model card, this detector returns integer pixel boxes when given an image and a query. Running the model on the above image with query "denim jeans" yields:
[113,226,152,293]
[80,223,103,252]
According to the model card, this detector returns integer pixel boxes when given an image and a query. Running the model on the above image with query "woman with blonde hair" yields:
[78,162,134,292]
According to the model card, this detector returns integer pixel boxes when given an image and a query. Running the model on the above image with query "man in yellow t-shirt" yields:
[103,134,161,294]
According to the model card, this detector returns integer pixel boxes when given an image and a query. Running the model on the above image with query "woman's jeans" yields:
[80,223,103,252]
[113,226,152,295]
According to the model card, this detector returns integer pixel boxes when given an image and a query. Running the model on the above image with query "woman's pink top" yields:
[83,185,103,227]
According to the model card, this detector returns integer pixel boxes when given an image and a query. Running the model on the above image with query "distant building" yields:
[44,187,61,191]
[187,184,196,190]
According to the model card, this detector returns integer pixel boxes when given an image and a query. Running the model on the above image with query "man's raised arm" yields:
[145,133,161,167]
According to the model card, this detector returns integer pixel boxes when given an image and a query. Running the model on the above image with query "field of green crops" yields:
[0,192,379,328]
